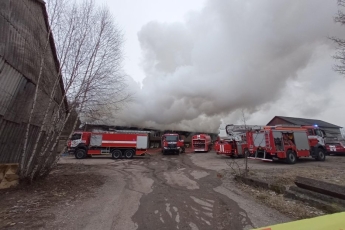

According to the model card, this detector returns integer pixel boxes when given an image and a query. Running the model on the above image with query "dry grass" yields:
[0,164,105,229]
[230,156,345,220]
[251,167,345,187]
[236,182,325,220]
[245,156,345,187]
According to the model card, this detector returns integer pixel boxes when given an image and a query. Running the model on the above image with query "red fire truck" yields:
[192,134,212,152]
[68,130,149,159]
[215,125,263,157]
[161,133,185,155]
[325,139,345,155]
[248,126,326,164]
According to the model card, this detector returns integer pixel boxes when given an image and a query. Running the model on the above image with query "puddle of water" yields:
[190,196,214,208]
[164,172,199,190]
[166,203,172,218]
[190,170,210,180]
[201,217,211,226]
[189,222,199,230]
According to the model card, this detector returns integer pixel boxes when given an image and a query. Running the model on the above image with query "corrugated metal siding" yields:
[0,0,57,91]
[0,118,42,164]
[0,57,27,116]
[0,0,70,165]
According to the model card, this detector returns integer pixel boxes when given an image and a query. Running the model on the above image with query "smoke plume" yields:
[112,0,345,132]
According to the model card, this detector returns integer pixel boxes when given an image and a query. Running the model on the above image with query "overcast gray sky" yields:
[99,0,206,84]
[98,0,345,132]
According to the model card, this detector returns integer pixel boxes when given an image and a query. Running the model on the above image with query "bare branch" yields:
[20,0,129,181]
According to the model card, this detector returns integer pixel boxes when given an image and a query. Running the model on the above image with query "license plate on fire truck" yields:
[194,149,205,151]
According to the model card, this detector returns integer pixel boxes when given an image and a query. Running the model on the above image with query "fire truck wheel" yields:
[315,148,326,161]
[75,149,86,159]
[124,149,134,159]
[286,150,297,164]
[111,150,122,159]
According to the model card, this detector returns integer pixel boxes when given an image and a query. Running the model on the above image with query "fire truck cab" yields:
[161,133,185,155]
[301,125,327,146]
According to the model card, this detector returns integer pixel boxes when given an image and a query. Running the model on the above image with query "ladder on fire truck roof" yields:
[269,124,320,128]
[226,124,264,133]
[105,130,152,134]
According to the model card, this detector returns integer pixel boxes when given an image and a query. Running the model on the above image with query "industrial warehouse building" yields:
[0,0,71,164]
[267,116,343,139]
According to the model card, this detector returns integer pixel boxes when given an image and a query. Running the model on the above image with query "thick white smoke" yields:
[112,0,345,132]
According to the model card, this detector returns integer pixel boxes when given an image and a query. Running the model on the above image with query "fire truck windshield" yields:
[165,135,178,142]
[315,129,324,137]
[71,133,82,141]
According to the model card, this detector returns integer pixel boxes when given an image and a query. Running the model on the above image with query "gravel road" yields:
[49,152,290,230]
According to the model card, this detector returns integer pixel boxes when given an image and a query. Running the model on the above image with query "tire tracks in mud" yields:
[132,153,253,230]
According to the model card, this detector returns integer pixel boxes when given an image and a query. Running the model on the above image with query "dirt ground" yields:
[0,151,292,230]
[2,151,342,229]
[245,155,345,187]
[223,155,345,220]
[0,164,105,229]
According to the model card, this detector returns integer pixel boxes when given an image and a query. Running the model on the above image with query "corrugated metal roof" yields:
[268,116,342,128]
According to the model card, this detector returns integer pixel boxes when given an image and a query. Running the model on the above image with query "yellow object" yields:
[253,212,345,230]
[0,164,19,189]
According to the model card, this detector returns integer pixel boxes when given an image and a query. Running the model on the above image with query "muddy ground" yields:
[223,154,345,219]
[0,164,105,229]
[2,151,342,229]
[244,155,345,187]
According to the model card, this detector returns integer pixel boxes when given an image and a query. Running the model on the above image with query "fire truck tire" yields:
[315,148,326,161]
[75,149,86,159]
[124,149,134,159]
[285,150,297,164]
[111,149,122,159]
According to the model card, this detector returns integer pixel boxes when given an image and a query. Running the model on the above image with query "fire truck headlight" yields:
[177,147,180,149]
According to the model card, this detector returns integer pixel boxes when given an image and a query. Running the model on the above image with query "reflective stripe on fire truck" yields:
[102,141,136,144]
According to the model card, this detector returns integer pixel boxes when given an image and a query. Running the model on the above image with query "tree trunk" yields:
[20,34,51,178]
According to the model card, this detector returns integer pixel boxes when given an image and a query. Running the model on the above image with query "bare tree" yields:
[19,0,128,181]
[240,109,249,177]
[331,0,345,75]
